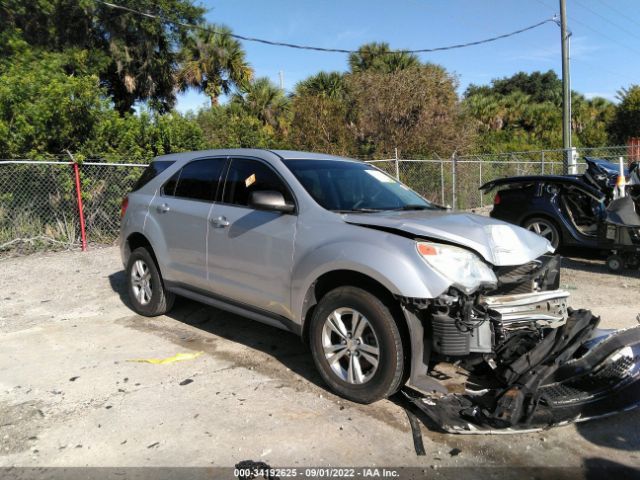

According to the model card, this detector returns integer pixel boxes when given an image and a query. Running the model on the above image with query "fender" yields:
[291,230,452,323]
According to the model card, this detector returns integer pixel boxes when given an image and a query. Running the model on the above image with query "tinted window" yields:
[284,159,435,212]
[223,158,293,207]
[132,161,174,191]
[172,158,226,201]
[162,170,180,196]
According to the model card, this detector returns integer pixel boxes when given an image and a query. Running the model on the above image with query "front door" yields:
[207,157,297,318]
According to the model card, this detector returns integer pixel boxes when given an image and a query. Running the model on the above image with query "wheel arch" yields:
[299,269,411,373]
[125,232,161,272]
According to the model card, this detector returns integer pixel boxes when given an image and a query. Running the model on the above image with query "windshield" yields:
[284,159,437,212]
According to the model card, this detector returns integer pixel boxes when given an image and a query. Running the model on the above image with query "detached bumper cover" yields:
[406,310,640,433]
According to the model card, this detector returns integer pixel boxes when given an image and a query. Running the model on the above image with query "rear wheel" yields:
[606,254,624,273]
[126,247,175,316]
[309,286,404,404]
[524,217,561,249]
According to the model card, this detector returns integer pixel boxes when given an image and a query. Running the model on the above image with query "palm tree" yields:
[176,25,253,106]
[230,77,288,127]
[348,42,420,74]
[294,71,346,100]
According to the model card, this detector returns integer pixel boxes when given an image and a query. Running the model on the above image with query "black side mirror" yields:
[248,190,295,213]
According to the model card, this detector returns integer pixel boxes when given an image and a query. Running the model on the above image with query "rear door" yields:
[207,157,297,317]
[148,157,226,291]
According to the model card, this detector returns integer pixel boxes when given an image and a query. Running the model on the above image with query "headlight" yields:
[416,241,497,294]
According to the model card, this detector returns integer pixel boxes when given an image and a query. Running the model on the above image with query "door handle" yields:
[157,203,170,213]
[211,216,230,228]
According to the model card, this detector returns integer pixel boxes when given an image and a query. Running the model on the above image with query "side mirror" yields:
[248,190,295,213]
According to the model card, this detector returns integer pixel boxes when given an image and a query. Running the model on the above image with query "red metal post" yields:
[72,161,88,252]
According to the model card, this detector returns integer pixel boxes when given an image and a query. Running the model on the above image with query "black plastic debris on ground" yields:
[400,312,640,434]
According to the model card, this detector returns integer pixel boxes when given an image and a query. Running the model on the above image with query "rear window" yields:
[131,161,174,191]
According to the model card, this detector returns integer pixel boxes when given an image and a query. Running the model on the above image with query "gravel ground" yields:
[1,246,639,477]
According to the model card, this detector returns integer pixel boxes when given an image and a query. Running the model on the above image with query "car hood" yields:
[343,210,554,266]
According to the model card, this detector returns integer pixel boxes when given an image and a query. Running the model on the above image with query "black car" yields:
[480,157,635,250]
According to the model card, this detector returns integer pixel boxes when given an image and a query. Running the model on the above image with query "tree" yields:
[176,25,253,106]
[1,0,206,114]
[346,66,474,157]
[466,70,562,105]
[230,77,288,129]
[0,50,108,156]
[348,42,420,74]
[294,71,347,100]
[609,85,640,144]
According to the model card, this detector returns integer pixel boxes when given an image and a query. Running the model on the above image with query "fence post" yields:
[541,151,545,174]
[67,151,87,252]
[478,158,483,208]
[394,147,400,180]
[451,151,457,209]
[440,159,445,205]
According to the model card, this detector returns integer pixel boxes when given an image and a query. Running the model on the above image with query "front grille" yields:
[490,261,541,295]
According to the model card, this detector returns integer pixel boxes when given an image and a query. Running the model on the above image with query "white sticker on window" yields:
[365,169,395,183]
[245,173,256,187]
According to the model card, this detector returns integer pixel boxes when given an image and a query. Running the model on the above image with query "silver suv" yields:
[120,149,568,405]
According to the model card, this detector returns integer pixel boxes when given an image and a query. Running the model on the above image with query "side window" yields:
[162,170,180,196]
[223,158,294,207]
[164,158,226,201]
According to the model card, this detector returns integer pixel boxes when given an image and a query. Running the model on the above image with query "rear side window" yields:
[131,161,174,191]
[222,158,293,207]
[167,158,226,202]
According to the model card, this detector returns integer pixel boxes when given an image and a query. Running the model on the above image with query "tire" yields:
[309,286,404,404]
[126,247,175,316]
[606,254,624,273]
[523,217,561,249]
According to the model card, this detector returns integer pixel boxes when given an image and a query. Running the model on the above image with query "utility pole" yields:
[279,70,285,90]
[559,0,572,174]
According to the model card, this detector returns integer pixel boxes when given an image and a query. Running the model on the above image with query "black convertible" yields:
[481,157,640,270]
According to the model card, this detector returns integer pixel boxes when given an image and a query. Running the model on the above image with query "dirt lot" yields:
[1,246,639,476]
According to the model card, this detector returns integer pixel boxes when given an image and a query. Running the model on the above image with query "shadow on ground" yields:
[108,269,324,392]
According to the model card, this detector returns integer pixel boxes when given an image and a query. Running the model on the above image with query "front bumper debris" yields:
[482,289,570,329]
[405,310,640,433]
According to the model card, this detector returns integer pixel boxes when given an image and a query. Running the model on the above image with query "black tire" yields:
[126,247,175,316]
[606,254,624,273]
[523,217,561,249]
[308,286,404,404]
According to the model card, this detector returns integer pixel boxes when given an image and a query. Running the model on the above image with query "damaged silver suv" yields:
[121,149,640,432]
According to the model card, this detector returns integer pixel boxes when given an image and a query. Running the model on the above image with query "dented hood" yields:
[343,210,553,266]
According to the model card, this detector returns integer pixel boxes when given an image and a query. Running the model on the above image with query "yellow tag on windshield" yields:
[245,173,256,187]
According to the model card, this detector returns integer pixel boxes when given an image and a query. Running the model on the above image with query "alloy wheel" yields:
[321,308,380,384]
[130,259,152,305]
[526,220,557,247]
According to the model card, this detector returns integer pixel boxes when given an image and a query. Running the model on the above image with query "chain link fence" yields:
[0,145,635,256]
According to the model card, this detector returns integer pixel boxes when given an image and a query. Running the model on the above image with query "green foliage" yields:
[0,49,108,156]
[176,24,253,105]
[2,0,206,113]
[608,85,640,143]
[348,42,420,74]
[464,70,615,151]
[196,106,285,150]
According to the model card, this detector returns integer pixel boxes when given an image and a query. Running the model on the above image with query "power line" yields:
[597,0,640,29]
[573,0,640,42]
[533,0,640,56]
[95,0,556,55]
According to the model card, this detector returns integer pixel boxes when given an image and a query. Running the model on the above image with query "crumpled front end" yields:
[401,254,640,433]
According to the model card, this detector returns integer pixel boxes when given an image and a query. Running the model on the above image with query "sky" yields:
[175,0,640,113]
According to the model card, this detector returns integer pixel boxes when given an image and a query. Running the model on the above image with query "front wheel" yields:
[309,286,404,404]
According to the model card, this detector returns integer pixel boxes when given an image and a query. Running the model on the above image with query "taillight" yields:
[121,196,129,218]
[493,192,501,206]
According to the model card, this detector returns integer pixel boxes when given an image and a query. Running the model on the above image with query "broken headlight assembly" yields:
[416,241,497,294]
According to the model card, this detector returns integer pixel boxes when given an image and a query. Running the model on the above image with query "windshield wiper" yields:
[390,204,432,211]
[332,208,381,213]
